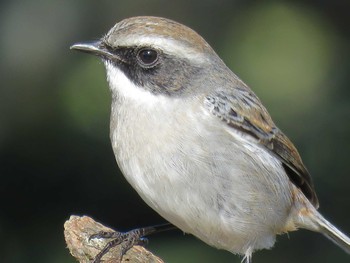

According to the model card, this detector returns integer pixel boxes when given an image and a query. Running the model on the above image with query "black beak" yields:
[70,40,113,58]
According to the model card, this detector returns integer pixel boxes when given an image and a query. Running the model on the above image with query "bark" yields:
[64,215,164,263]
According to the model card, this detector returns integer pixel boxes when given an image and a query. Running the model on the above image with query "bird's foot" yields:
[89,227,155,263]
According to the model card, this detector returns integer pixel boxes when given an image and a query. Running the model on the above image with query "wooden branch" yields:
[64,215,164,263]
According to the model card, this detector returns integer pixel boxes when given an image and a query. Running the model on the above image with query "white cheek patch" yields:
[104,61,173,107]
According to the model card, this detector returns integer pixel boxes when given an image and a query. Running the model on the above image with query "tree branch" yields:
[64,215,164,263]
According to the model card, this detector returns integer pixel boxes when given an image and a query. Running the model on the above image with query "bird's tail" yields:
[297,207,350,254]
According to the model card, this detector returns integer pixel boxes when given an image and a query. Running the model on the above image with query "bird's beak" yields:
[70,40,113,58]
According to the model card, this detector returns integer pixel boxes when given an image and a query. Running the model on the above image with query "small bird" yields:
[71,16,350,262]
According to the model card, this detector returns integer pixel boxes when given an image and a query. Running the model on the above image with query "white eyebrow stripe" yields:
[108,35,208,64]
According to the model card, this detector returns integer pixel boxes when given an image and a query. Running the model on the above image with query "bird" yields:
[71,16,350,262]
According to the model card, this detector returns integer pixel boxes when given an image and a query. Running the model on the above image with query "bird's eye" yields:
[137,48,159,67]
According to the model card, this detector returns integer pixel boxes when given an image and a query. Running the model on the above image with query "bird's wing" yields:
[204,87,319,208]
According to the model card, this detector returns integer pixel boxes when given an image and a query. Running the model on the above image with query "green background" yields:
[1,0,349,262]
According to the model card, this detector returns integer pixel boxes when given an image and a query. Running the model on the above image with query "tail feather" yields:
[316,213,350,254]
[299,209,350,254]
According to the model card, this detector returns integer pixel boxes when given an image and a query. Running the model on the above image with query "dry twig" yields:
[64,215,164,263]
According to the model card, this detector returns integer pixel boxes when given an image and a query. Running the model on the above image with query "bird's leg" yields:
[90,223,176,263]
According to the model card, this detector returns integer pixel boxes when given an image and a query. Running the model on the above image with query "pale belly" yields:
[110,102,294,256]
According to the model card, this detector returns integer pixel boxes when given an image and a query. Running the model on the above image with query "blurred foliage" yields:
[60,58,110,139]
[0,0,349,263]
[222,2,336,122]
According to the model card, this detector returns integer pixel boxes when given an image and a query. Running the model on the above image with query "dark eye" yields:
[137,48,159,67]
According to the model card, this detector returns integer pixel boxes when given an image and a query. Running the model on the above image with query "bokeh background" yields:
[1,0,349,262]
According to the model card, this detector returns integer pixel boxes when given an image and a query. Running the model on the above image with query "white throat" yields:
[104,61,164,106]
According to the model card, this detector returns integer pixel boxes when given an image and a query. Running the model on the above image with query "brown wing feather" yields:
[204,88,319,208]
[270,132,319,207]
